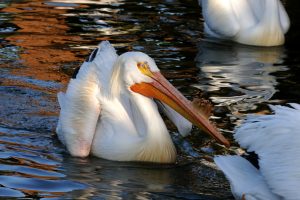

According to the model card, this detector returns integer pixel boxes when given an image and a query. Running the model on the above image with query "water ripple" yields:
[195,40,288,113]
[0,0,299,199]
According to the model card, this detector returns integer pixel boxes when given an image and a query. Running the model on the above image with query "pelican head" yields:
[110,52,230,147]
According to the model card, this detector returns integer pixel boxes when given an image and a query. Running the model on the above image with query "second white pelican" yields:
[214,104,300,199]
[199,0,290,46]
[56,41,229,163]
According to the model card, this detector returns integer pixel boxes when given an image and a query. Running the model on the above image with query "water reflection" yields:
[2,0,298,198]
[61,157,231,199]
[2,0,83,87]
[0,0,233,199]
[194,40,288,114]
[0,127,85,198]
[48,0,124,6]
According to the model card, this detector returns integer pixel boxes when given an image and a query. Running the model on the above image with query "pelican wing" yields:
[201,0,240,38]
[214,156,280,200]
[56,41,118,157]
[247,0,264,19]
[248,0,290,34]
[278,1,290,34]
[235,104,300,199]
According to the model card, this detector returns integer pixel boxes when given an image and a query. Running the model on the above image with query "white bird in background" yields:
[56,41,230,163]
[199,0,290,46]
[214,104,300,200]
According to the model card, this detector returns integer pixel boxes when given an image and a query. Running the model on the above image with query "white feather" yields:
[200,0,290,46]
[202,0,240,38]
[56,41,118,157]
[235,104,300,200]
[216,104,300,199]
[214,156,280,200]
[278,2,290,34]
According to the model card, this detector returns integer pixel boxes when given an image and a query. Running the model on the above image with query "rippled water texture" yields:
[0,0,300,199]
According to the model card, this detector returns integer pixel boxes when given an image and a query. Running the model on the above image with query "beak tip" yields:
[224,141,230,148]
[206,125,230,148]
[219,136,230,148]
[216,137,230,148]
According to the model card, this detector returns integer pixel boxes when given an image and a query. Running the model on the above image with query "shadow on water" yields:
[0,0,300,199]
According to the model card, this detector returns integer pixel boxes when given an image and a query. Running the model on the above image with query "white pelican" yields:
[214,104,300,199]
[56,41,230,163]
[199,0,290,46]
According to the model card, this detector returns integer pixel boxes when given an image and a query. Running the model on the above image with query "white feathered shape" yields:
[200,0,290,46]
[214,104,300,199]
[214,156,280,200]
[57,41,230,163]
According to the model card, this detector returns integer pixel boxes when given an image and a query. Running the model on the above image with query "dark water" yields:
[0,0,299,199]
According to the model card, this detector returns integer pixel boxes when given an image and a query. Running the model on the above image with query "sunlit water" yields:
[0,0,300,199]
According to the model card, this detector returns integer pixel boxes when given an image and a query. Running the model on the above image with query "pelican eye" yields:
[137,61,153,77]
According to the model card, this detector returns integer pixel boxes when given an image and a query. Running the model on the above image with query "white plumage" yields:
[214,156,280,200]
[57,41,229,163]
[215,104,300,199]
[199,0,290,46]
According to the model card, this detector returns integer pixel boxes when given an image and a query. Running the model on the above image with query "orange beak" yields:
[130,71,230,147]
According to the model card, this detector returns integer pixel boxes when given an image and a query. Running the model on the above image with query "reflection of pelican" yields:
[56,41,229,163]
[215,104,300,200]
[199,0,290,46]
[194,41,287,111]
[62,155,232,199]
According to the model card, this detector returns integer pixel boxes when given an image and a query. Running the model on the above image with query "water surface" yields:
[0,0,300,199]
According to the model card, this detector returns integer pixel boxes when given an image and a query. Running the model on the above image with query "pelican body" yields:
[199,0,290,46]
[56,41,229,163]
[214,104,300,199]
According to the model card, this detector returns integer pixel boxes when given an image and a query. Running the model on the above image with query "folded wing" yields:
[201,0,240,38]
[56,41,118,157]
